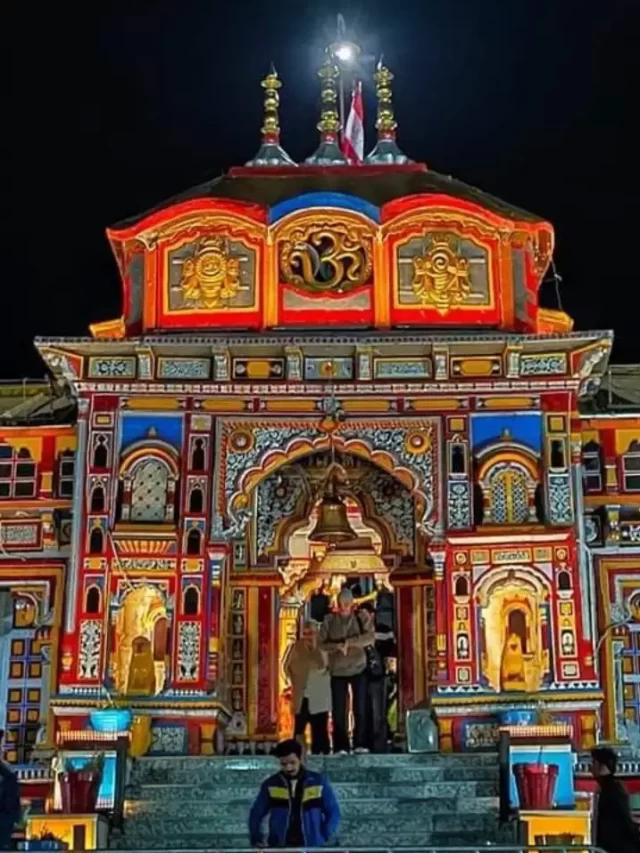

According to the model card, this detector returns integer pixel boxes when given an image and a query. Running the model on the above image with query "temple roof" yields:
[113,164,544,230]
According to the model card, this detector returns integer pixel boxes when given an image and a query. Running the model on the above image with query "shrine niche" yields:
[477,568,551,693]
[113,585,170,696]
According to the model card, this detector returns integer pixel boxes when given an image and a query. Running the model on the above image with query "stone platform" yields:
[115,752,514,849]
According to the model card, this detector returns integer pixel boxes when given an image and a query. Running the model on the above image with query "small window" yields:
[622,440,640,492]
[186,528,202,555]
[454,576,469,597]
[550,439,566,469]
[450,444,467,475]
[57,451,75,498]
[189,487,204,514]
[89,527,104,555]
[93,436,108,469]
[183,587,199,616]
[0,445,38,499]
[191,439,206,472]
[90,486,105,513]
[558,570,572,591]
[85,586,101,614]
[582,441,602,493]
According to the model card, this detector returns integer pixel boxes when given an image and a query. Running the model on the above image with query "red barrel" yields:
[514,763,559,809]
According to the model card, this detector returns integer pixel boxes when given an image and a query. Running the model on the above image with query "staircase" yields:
[116,752,514,849]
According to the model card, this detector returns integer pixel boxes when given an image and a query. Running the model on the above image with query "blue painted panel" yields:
[120,414,184,451]
[471,412,542,452]
[268,192,380,224]
[508,744,576,808]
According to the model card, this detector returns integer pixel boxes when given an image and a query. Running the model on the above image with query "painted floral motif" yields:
[256,473,308,556]
[177,622,200,681]
[352,468,415,553]
[78,620,101,679]
[548,474,574,524]
[447,481,472,529]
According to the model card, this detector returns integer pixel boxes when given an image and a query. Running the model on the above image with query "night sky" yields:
[5,0,637,379]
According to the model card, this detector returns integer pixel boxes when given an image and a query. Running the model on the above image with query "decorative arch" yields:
[118,440,180,524]
[220,418,439,537]
[114,584,169,695]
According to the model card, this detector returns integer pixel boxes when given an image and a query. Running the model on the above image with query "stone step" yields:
[131,764,498,786]
[129,779,498,804]
[120,810,500,841]
[114,833,505,851]
[131,753,498,773]
[127,794,498,820]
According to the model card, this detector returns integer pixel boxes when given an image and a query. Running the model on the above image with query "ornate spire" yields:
[306,51,348,165]
[365,57,411,165]
[246,64,296,167]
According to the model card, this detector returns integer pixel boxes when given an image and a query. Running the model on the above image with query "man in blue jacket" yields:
[249,738,340,848]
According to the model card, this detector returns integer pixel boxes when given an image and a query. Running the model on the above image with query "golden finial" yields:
[261,63,282,143]
[306,51,348,165]
[246,63,296,167]
[365,56,411,165]
[373,57,397,138]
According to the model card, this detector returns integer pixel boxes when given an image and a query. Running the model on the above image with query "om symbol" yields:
[280,223,373,293]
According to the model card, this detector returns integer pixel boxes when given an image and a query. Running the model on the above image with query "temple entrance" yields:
[275,457,400,743]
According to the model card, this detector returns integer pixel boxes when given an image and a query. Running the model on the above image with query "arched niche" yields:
[114,584,169,696]
[118,439,180,524]
[476,566,551,694]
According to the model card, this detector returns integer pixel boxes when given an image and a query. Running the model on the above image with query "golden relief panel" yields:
[167,234,256,312]
[279,219,373,293]
[397,232,492,314]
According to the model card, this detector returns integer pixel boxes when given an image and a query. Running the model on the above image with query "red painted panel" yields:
[257,587,276,734]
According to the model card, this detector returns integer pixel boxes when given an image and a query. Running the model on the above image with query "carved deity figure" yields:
[500,632,526,691]
[127,636,156,696]
[412,236,472,314]
[180,237,240,309]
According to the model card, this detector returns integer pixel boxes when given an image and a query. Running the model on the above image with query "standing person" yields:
[358,601,395,753]
[0,730,20,851]
[248,738,340,849]
[591,746,639,853]
[285,621,331,755]
[319,588,374,754]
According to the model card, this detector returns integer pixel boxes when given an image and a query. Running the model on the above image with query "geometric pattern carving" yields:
[447,481,472,529]
[131,460,170,522]
[547,473,574,525]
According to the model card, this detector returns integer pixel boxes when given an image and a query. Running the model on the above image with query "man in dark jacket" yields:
[0,730,21,850]
[591,746,639,853]
[249,738,340,848]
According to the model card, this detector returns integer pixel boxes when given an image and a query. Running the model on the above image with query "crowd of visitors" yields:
[286,587,395,755]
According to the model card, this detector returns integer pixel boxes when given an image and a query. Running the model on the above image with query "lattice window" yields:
[620,622,640,728]
[582,441,603,493]
[56,451,75,499]
[488,466,529,524]
[622,440,640,492]
[130,459,170,522]
[0,445,37,499]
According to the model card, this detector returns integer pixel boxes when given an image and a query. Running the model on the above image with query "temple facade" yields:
[1,59,638,762]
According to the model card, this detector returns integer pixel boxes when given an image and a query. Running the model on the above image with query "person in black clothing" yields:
[0,730,21,851]
[591,746,639,853]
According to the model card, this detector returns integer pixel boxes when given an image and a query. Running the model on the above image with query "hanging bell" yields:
[309,473,357,544]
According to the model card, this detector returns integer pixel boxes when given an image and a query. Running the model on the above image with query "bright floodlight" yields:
[335,43,354,62]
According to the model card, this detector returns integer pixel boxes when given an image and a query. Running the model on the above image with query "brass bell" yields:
[309,470,357,544]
